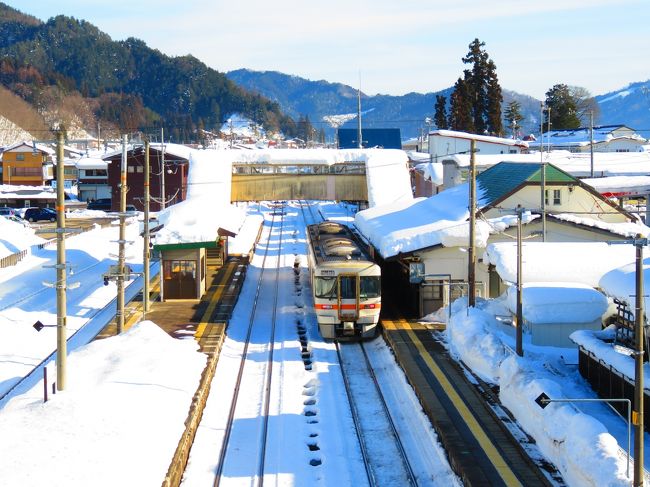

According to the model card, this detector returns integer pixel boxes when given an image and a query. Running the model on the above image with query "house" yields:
[1,141,54,186]
[355,161,647,317]
[337,128,402,149]
[428,130,527,163]
[103,143,191,212]
[76,156,110,202]
[527,125,647,153]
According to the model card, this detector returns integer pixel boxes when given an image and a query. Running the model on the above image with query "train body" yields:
[306,221,381,339]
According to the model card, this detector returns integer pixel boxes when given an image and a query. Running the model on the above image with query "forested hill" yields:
[0,2,295,141]
[227,69,542,140]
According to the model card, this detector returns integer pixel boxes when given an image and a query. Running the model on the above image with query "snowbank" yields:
[446,298,631,486]
[600,257,650,317]
[0,321,206,487]
[0,216,44,258]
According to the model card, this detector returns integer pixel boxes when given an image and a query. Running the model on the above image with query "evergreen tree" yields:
[448,77,473,133]
[448,38,503,136]
[544,84,581,130]
[434,95,448,129]
[504,100,524,138]
[485,60,503,135]
[462,38,489,134]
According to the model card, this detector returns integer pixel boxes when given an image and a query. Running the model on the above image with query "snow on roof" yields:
[3,140,54,155]
[551,213,648,237]
[0,184,57,200]
[150,143,194,161]
[74,157,108,170]
[483,241,637,287]
[355,182,485,258]
[415,162,444,185]
[154,150,242,245]
[506,282,609,324]
[430,129,528,148]
[445,151,650,177]
[583,175,650,196]
[527,125,645,148]
[600,257,650,313]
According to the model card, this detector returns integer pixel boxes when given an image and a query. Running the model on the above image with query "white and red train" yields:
[306,221,381,339]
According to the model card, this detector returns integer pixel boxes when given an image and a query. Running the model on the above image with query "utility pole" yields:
[589,111,595,178]
[357,77,363,149]
[516,205,524,357]
[116,134,128,334]
[143,139,151,315]
[540,103,547,242]
[160,127,166,211]
[55,128,67,389]
[468,139,476,307]
[633,235,645,487]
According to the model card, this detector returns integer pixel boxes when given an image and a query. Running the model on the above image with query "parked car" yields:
[87,198,112,211]
[0,207,16,217]
[24,207,57,222]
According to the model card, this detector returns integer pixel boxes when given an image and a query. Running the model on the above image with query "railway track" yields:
[336,340,419,486]
[213,201,286,487]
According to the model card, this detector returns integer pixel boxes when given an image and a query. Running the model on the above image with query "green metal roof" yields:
[153,240,219,251]
[477,162,575,206]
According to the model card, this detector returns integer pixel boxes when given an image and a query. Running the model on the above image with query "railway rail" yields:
[213,202,286,487]
[335,340,419,486]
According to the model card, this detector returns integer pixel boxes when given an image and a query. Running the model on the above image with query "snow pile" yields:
[0,216,44,258]
[0,321,206,487]
[446,298,631,486]
[483,241,637,287]
[506,282,609,324]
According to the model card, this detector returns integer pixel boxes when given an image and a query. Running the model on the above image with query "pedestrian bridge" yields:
[231,161,368,201]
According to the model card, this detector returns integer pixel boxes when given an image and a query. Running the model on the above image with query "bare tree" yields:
[569,86,600,126]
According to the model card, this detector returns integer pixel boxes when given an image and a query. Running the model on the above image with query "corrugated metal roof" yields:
[477,162,575,205]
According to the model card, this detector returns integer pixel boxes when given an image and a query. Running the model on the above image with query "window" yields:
[544,189,562,206]
[339,276,356,300]
[14,167,42,176]
[314,276,337,298]
[15,153,25,161]
[127,166,135,173]
[360,276,380,299]
[136,166,143,173]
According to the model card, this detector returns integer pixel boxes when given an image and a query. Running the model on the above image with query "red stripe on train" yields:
[315,304,381,310]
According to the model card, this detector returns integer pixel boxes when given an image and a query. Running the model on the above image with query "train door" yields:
[337,274,359,322]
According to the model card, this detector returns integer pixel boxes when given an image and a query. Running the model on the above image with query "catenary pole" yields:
[634,235,645,486]
[516,206,523,357]
[160,127,166,211]
[116,134,128,334]
[143,139,150,314]
[468,139,476,307]
[55,128,67,390]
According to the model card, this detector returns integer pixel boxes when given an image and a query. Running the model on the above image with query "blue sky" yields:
[10,0,650,99]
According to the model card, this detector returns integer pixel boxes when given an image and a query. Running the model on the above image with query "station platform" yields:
[381,316,556,487]
[95,257,247,356]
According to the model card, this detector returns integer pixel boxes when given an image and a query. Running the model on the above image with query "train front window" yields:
[339,276,356,300]
[360,276,380,299]
[315,276,337,298]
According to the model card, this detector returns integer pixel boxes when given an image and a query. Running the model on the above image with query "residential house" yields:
[528,125,647,153]
[103,143,191,212]
[76,156,110,202]
[355,161,645,317]
[1,141,53,186]
[428,130,528,163]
